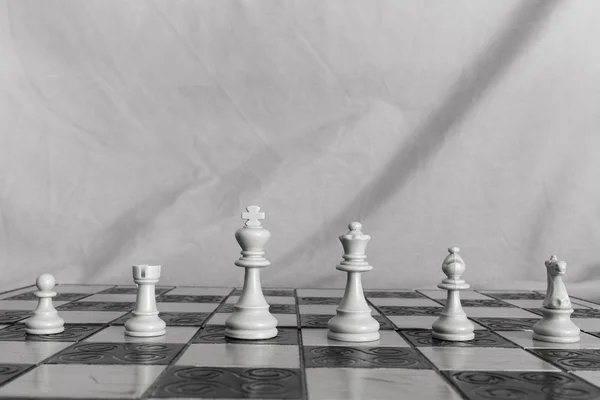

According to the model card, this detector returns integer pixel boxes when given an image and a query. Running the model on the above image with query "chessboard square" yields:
[301,329,409,347]
[151,366,303,399]
[303,346,433,369]
[18,310,128,324]
[419,347,559,371]
[0,300,68,310]
[0,310,31,324]
[206,313,298,328]
[0,364,164,398]
[233,288,295,297]
[85,326,199,344]
[300,314,394,330]
[497,331,600,349]
[54,284,114,294]
[176,344,300,368]
[83,294,138,302]
[418,290,492,300]
[572,318,600,331]
[297,297,341,305]
[57,301,135,312]
[299,304,379,315]
[157,302,219,313]
[461,307,540,318]
[574,371,600,390]
[573,299,600,309]
[46,342,185,365]
[0,324,104,342]
[0,287,36,300]
[437,299,515,308]
[306,368,463,400]
[99,286,174,295]
[531,349,600,371]
[480,291,546,300]
[364,290,426,299]
[158,295,226,303]
[375,306,442,316]
[470,317,540,331]
[226,295,296,305]
[2,292,89,302]
[111,312,211,327]
[161,287,233,296]
[387,316,439,329]
[0,341,71,364]
[445,370,600,400]
[0,363,33,386]
[193,326,299,345]
[296,289,345,298]
[369,298,442,307]
[400,329,517,348]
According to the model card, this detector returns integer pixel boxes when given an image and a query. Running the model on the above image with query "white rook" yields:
[124,264,166,337]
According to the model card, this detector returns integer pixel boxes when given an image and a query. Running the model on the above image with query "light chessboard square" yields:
[301,329,410,347]
[306,368,463,400]
[0,341,71,364]
[0,364,164,398]
[84,326,199,344]
[176,343,300,368]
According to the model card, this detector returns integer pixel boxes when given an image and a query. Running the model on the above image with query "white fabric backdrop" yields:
[1,0,599,300]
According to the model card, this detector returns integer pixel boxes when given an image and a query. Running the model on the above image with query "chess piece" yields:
[225,206,278,340]
[25,273,65,335]
[327,222,380,342]
[432,247,475,341]
[124,264,166,337]
[532,255,580,343]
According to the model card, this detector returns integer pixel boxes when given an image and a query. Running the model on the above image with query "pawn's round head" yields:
[348,222,362,232]
[36,273,56,291]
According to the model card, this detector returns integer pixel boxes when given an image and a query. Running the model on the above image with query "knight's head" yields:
[545,255,566,276]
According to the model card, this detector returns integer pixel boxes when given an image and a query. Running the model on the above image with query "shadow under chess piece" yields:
[327,222,380,342]
[225,206,278,340]
[532,255,580,343]
[432,247,475,341]
[124,265,166,337]
[25,273,65,335]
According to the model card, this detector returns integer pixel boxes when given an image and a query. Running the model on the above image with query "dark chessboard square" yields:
[111,312,211,326]
[300,314,394,330]
[193,326,299,345]
[376,306,442,316]
[3,292,90,302]
[444,370,600,400]
[572,309,600,318]
[436,299,515,308]
[298,297,341,305]
[531,349,600,371]
[470,317,540,331]
[400,329,517,348]
[0,364,33,386]
[156,294,225,303]
[0,311,31,324]
[232,288,294,297]
[481,292,546,300]
[57,301,135,312]
[217,303,296,314]
[46,342,185,365]
[151,366,303,399]
[365,291,425,299]
[303,346,433,369]
[99,286,173,295]
[0,324,104,342]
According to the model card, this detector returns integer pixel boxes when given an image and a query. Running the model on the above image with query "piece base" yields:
[124,329,166,337]
[532,332,580,343]
[327,330,380,343]
[432,331,475,342]
[224,328,278,340]
[26,326,64,335]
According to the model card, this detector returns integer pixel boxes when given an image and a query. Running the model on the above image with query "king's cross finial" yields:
[241,205,265,227]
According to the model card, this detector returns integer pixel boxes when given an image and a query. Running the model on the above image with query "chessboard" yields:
[1,285,600,399]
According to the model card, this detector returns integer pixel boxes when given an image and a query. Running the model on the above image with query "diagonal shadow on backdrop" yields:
[272,0,563,286]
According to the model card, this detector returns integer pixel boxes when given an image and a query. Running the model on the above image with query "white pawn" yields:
[327,222,380,342]
[432,247,475,341]
[225,206,278,340]
[25,273,65,335]
[532,255,580,343]
[125,264,166,337]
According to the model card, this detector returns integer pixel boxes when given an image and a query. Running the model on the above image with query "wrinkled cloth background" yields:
[1,0,599,300]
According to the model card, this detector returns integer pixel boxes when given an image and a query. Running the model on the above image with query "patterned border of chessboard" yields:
[1,285,600,399]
